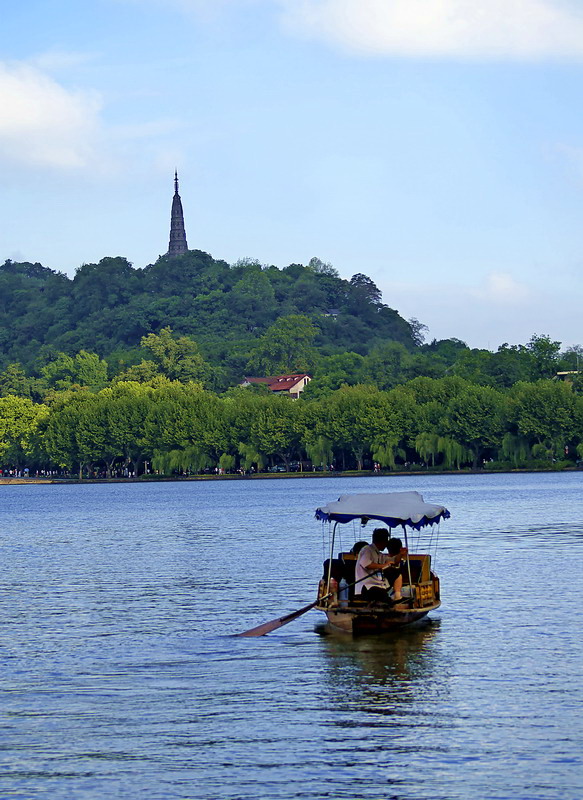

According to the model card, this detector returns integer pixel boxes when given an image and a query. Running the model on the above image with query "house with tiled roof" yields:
[241,373,311,399]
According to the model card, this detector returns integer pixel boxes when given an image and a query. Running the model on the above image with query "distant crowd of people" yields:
[0,468,65,478]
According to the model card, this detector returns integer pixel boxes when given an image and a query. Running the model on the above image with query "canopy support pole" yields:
[402,523,414,603]
[325,521,338,596]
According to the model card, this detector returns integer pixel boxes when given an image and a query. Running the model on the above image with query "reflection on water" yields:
[0,472,582,800]
[319,620,441,694]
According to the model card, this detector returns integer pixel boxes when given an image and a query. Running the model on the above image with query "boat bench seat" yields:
[337,551,432,595]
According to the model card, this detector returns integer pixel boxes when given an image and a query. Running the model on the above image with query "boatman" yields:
[355,528,406,604]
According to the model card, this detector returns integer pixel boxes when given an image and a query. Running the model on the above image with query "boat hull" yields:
[321,601,440,635]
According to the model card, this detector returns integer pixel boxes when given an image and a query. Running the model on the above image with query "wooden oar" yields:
[237,599,322,637]
[237,572,379,637]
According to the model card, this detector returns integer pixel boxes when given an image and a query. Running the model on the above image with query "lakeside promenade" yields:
[1,466,580,485]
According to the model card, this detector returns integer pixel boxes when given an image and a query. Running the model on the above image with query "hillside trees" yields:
[227,263,278,328]
[1,250,583,476]
[41,351,109,392]
[246,315,318,375]
[0,363,39,399]
[1,253,424,377]
[71,257,139,320]
[139,327,212,384]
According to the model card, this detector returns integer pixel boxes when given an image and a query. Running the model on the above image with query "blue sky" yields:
[1,0,582,350]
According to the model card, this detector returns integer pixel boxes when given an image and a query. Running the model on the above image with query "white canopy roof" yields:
[315,491,450,530]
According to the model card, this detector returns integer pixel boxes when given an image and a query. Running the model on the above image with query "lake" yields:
[1,472,582,800]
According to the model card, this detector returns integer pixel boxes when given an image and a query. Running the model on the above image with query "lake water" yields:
[1,472,582,800]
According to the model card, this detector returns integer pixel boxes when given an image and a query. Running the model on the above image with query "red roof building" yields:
[241,373,311,399]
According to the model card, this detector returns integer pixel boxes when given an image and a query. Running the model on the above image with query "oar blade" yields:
[237,617,286,638]
[237,600,318,638]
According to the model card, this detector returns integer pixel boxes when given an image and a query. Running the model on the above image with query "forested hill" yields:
[1,251,581,403]
[1,251,582,476]
[0,252,415,379]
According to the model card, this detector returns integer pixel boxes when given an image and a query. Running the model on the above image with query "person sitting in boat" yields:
[355,528,407,604]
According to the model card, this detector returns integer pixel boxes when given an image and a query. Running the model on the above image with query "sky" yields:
[1,0,582,351]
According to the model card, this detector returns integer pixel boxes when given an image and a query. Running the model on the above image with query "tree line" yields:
[1,373,581,478]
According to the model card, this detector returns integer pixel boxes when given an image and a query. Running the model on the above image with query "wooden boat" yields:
[314,491,450,635]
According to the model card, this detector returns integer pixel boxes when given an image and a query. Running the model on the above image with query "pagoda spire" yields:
[167,170,188,256]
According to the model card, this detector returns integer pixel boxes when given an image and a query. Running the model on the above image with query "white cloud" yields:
[278,0,583,60]
[119,0,265,19]
[380,271,536,347]
[0,61,103,169]
[30,50,98,72]
[122,0,583,59]
[470,271,531,304]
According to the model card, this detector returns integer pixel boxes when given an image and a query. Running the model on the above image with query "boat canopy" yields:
[315,491,450,530]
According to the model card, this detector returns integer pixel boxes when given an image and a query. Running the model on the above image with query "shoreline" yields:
[1,466,580,485]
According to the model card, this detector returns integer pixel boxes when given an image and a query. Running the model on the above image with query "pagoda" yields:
[167,170,188,256]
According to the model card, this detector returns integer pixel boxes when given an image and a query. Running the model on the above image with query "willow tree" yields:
[437,436,469,469]
[500,433,531,466]
[152,445,212,476]
[371,438,406,470]
[238,442,266,473]
[304,435,334,470]
[414,432,440,467]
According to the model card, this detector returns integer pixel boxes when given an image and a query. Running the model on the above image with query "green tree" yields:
[452,348,494,385]
[143,383,229,470]
[372,438,406,470]
[0,363,37,399]
[0,396,49,465]
[500,433,531,466]
[320,385,384,470]
[487,343,533,388]
[302,352,364,399]
[238,441,266,472]
[73,351,109,389]
[246,315,318,375]
[444,385,506,468]
[41,350,108,392]
[414,432,440,467]
[304,435,334,470]
[509,380,577,458]
[113,360,160,384]
[152,445,211,476]
[99,382,158,475]
[349,274,383,306]
[227,263,277,328]
[140,327,211,384]
[436,436,469,469]
[308,256,339,278]
[249,395,304,469]
[526,334,561,380]
[360,342,413,390]
[42,393,107,477]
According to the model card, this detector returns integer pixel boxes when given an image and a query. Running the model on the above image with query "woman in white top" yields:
[355,528,406,603]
